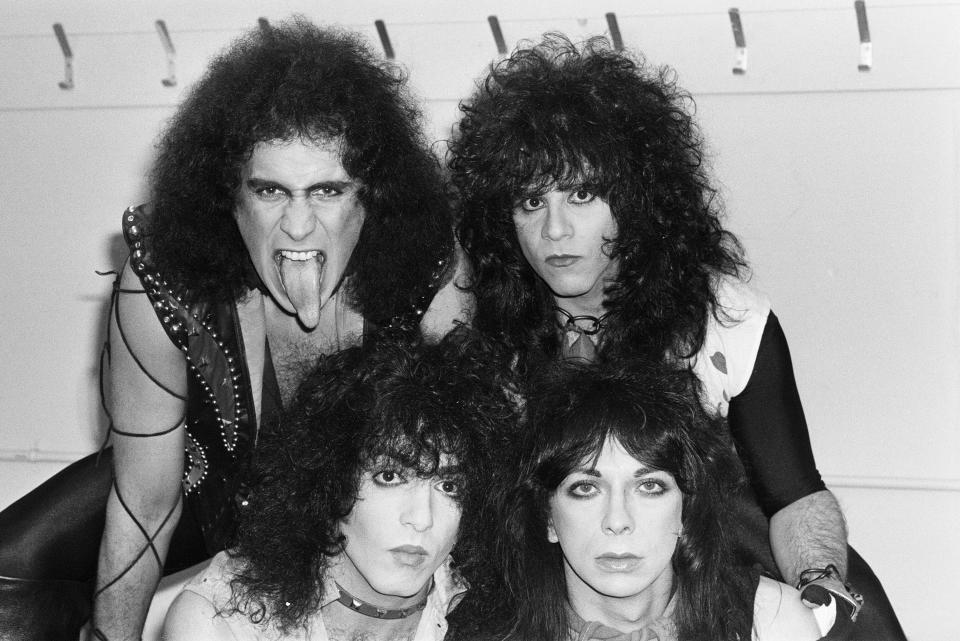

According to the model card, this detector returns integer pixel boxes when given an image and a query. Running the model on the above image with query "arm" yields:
[420,240,475,340]
[94,261,188,641]
[163,590,238,641]
[727,312,848,586]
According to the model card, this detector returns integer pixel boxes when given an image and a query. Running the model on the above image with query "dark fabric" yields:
[0,449,208,581]
[727,311,827,516]
[0,448,208,636]
[0,576,90,641]
[260,336,283,434]
[179,297,259,554]
[0,451,111,581]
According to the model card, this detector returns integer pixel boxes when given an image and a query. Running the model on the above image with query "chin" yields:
[369,576,430,599]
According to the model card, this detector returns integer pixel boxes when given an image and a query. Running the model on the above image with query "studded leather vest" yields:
[122,205,256,553]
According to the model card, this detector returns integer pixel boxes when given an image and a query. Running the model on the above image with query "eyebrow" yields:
[571,465,656,478]
[244,177,355,192]
[435,463,464,477]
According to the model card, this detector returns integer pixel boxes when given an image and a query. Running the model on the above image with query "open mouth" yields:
[273,249,326,328]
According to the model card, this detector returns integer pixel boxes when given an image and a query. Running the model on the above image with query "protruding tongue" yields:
[278,256,324,329]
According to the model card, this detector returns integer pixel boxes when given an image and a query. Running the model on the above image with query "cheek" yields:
[436,503,462,547]
[512,218,538,254]
[549,502,594,551]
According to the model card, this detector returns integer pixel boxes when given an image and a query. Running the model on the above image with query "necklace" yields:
[554,306,608,335]
[334,581,431,620]
[555,306,607,362]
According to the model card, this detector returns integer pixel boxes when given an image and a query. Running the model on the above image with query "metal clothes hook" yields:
[728,8,747,75]
[854,1,871,71]
[488,15,507,56]
[605,12,623,51]
[374,20,395,60]
[155,20,176,87]
[53,23,73,90]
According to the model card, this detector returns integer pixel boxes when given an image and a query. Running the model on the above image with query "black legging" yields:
[0,448,208,641]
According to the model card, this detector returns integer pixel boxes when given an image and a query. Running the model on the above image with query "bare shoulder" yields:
[753,576,822,641]
[163,589,237,641]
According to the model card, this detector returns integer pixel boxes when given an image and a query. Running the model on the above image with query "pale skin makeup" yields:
[334,454,463,607]
[234,138,366,330]
[511,187,618,318]
[547,437,682,630]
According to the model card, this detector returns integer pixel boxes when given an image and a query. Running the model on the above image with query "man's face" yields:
[336,454,462,606]
[234,138,365,329]
[511,186,619,313]
[547,437,681,604]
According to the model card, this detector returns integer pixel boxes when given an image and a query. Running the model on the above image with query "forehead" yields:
[366,450,459,472]
[242,137,350,183]
[573,437,649,475]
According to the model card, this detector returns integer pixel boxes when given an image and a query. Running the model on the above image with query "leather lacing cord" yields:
[91,268,189,639]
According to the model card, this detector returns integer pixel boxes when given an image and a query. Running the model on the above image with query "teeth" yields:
[277,250,321,262]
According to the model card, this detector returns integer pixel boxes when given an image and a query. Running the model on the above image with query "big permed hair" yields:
[498,361,754,641]
[450,34,747,364]
[149,17,450,324]
[227,331,519,633]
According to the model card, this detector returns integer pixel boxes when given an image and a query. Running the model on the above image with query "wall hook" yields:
[728,8,747,75]
[155,20,176,87]
[854,1,871,71]
[374,20,395,60]
[605,13,624,51]
[52,23,73,90]
[488,15,507,56]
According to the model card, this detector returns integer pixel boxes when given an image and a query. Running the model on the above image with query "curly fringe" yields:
[226,330,520,634]
[150,16,451,324]
[496,361,753,641]
[450,34,747,365]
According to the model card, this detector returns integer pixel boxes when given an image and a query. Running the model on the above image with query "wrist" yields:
[796,564,864,621]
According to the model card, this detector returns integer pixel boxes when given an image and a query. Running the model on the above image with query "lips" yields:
[390,545,429,567]
[545,254,581,268]
[595,553,642,572]
[274,249,325,329]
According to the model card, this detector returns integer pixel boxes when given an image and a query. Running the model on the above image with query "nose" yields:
[279,198,317,241]
[601,490,634,535]
[400,481,434,532]
[541,200,574,241]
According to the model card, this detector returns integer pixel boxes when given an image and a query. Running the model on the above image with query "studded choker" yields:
[334,581,431,620]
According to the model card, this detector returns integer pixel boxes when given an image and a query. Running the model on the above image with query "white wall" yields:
[0,1,957,639]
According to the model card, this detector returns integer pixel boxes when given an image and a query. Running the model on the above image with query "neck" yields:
[553,296,606,321]
[565,566,674,633]
[328,553,431,612]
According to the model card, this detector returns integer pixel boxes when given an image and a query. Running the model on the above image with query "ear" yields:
[547,517,559,544]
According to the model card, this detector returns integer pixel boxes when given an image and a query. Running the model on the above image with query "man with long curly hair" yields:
[0,17,469,641]
[163,336,516,641]
[449,34,904,639]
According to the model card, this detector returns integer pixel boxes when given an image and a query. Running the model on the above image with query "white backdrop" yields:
[0,1,958,639]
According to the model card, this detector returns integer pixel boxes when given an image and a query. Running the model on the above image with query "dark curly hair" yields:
[149,17,451,325]
[226,330,519,633]
[450,34,747,364]
[498,361,753,641]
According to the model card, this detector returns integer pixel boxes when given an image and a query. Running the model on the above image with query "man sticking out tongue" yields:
[277,250,325,329]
